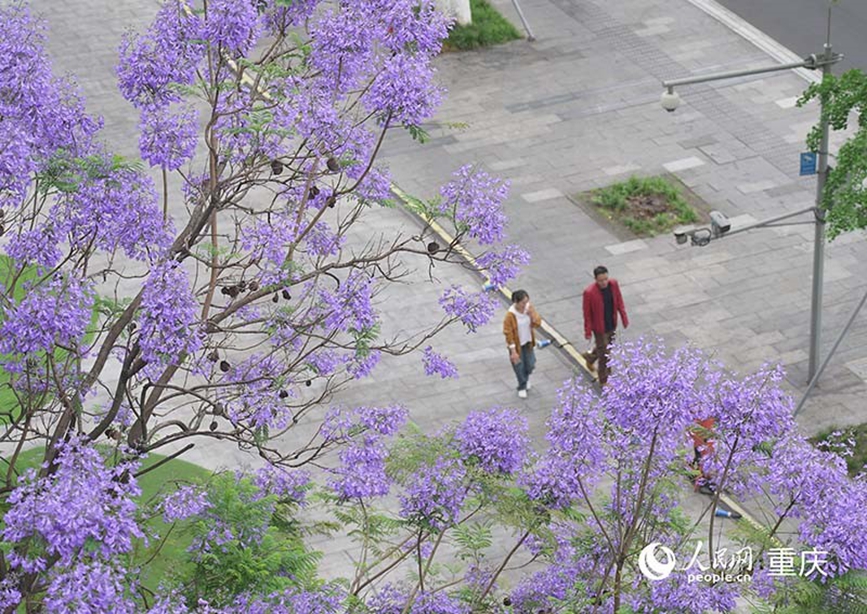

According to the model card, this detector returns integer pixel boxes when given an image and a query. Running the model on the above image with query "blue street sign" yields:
[800,152,817,176]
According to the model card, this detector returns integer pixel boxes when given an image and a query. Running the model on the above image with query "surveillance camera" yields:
[660,90,681,113]
[709,210,731,236]
[673,225,696,245]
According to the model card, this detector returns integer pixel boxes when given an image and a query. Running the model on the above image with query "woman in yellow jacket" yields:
[502,289,542,399]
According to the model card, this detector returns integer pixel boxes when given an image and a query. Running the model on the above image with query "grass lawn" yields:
[810,424,867,477]
[444,0,522,51]
[10,446,213,593]
[589,175,699,236]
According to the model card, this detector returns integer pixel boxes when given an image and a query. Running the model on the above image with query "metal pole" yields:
[796,286,867,416]
[510,0,535,41]
[662,59,812,89]
[807,42,833,382]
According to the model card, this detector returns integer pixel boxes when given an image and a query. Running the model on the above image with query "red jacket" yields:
[583,279,628,337]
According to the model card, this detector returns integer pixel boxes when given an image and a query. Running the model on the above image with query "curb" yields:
[685,0,821,85]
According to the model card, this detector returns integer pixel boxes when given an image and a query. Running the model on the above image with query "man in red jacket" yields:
[582,265,628,385]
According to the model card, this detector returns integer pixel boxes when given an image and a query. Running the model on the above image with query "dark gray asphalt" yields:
[716,0,867,73]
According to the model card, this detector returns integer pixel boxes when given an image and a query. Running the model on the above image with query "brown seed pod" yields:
[326,156,340,172]
[226,286,240,298]
[208,350,220,362]
[427,241,440,254]
[272,293,279,303]
[305,380,312,387]
[281,289,291,300]
[309,185,320,199]
[238,280,247,291]
[502,597,512,607]
[220,286,231,296]
[219,360,231,372]
[0,224,4,237]
[278,390,289,399]
[248,280,259,292]
[325,195,337,208]
[209,420,218,431]
[270,160,284,175]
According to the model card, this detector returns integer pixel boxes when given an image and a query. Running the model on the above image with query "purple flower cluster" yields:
[138,261,202,377]
[475,245,531,288]
[161,484,212,523]
[253,465,311,504]
[0,5,100,210]
[43,560,135,614]
[455,408,529,474]
[4,226,62,269]
[3,440,142,572]
[365,53,443,126]
[320,270,378,334]
[438,286,497,332]
[329,437,392,500]
[139,105,199,170]
[117,1,205,110]
[201,0,261,55]
[422,346,459,379]
[439,166,510,245]
[220,354,295,430]
[400,456,468,531]
[0,275,94,369]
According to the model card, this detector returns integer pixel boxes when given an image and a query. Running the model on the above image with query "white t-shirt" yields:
[509,305,532,346]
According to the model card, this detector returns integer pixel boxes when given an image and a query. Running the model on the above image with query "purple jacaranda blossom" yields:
[202,0,261,54]
[0,577,21,612]
[138,260,202,377]
[347,349,382,379]
[410,592,469,614]
[355,405,409,436]
[53,155,173,261]
[319,270,377,334]
[161,484,212,523]
[240,213,300,266]
[0,275,94,366]
[439,165,510,245]
[422,346,459,379]
[455,408,529,475]
[253,465,311,504]
[329,436,392,500]
[139,104,199,170]
[0,6,100,210]
[304,221,345,257]
[43,560,136,614]
[3,226,62,269]
[117,1,205,109]
[3,440,142,572]
[220,353,296,430]
[376,0,452,56]
[400,456,467,531]
[262,0,318,34]
[627,571,738,614]
[475,245,531,288]
[438,286,497,332]
[365,53,443,126]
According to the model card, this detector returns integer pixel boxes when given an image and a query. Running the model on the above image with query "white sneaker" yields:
[517,389,528,399]
[526,380,532,391]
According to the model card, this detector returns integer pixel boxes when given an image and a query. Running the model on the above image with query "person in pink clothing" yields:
[581,265,628,386]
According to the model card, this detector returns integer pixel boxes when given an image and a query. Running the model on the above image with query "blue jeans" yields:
[512,343,536,391]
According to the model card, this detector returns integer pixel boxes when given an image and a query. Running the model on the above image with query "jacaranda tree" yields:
[1,1,865,612]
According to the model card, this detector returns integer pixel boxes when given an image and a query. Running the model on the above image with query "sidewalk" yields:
[380,0,867,435]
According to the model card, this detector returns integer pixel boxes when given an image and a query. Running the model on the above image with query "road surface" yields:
[716,0,867,72]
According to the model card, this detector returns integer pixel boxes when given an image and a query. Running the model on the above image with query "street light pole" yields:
[807,42,834,382]
[661,49,842,384]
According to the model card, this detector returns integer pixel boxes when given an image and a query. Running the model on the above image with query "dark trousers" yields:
[586,330,615,385]
[512,343,536,391]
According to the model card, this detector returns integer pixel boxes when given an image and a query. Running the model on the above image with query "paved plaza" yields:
[28,0,867,583]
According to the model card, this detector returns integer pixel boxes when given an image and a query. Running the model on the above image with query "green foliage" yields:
[799,69,867,239]
[809,424,867,477]
[444,0,522,51]
[752,571,867,614]
[181,473,320,607]
[590,175,699,236]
